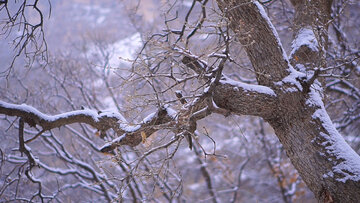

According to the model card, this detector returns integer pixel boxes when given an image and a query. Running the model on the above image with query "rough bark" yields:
[182,55,278,119]
[289,0,333,68]
[217,0,289,87]
[1,0,360,202]
[216,0,360,202]
[268,110,360,202]
[0,101,175,149]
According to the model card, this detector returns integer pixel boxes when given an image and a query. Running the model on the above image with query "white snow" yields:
[142,112,156,123]
[182,0,195,7]
[165,107,178,119]
[315,111,360,182]
[86,32,142,68]
[0,101,139,134]
[118,107,177,132]
[188,183,201,190]
[99,110,127,122]
[0,101,100,122]
[254,1,290,63]
[55,110,100,122]
[100,133,126,151]
[204,86,210,93]
[275,66,306,91]
[119,124,141,132]
[290,27,319,57]
[285,181,297,196]
[323,171,334,178]
[221,76,276,96]
[110,133,127,143]
[109,32,142,67]
[356,66,360,74]
[294,64,307,73]
[306,81,323,107]
[208,52,227,58]
[308,85,360,182]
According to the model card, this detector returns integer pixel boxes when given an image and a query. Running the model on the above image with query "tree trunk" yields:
[1,1,359,202]
[216,0,360,201]
[266,92,360,202]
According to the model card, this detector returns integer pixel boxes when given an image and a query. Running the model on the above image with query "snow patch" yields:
[254,1,289,63]
[100,110,127,122]
[312,100,360,182]
[0,101,100,122]
[143,112,156,124]
[356,66,360,74]
[221,76,276,96]
[323,171,334,178]
[110,32,142,66]
[318,130,360,182]
[111,134,127,143]
[182,0,195,7]
[166,107,177,119]
[101,133,126,151]
[86,32,142,68]
[306,81,323,107]
[290,27,319,57]
[188,183,201,190]
[276,66,306,91]
[204,86,210,93]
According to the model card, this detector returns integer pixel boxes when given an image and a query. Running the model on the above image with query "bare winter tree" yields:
[0,0,49,77]
[1,0,359,202]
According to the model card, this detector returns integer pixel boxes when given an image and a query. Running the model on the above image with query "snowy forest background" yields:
[0,0,359,202]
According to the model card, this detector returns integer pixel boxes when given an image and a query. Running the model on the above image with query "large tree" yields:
[1,0,359,202]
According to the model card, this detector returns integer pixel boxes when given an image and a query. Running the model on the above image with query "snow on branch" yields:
[254,1,290,63]
[181,54,278,119]
[217,0,290,86]
[0,100,177,151]
[305,84,360,183]
[0,100,119,131]
[220,76,276,96]
[290,27,319,58]
[213,77,278,119]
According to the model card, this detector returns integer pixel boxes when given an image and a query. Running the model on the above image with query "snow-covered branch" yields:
[182,55,278,119]
[217,0,290,87]
[0,100,177,150]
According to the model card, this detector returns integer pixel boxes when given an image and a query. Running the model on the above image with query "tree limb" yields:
[217,0,290,86]
[0,100,176,151]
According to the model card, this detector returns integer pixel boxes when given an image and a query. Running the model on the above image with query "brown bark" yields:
[216,0,360,202]
[289,0,333,68]
[1,1,359,202]
[182,55,278,119]
[0,101,174,149]
[217,0,289,87]
[265,92,360,202]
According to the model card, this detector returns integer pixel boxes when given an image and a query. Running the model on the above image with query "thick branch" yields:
[214,1,360,202]
[0,101,117,131]
[100,107,176,152]
[217,0,290,86]
[289,0,333,67]
[182,55,278,119]
[213,77,277,119]
[0,100,176,150]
